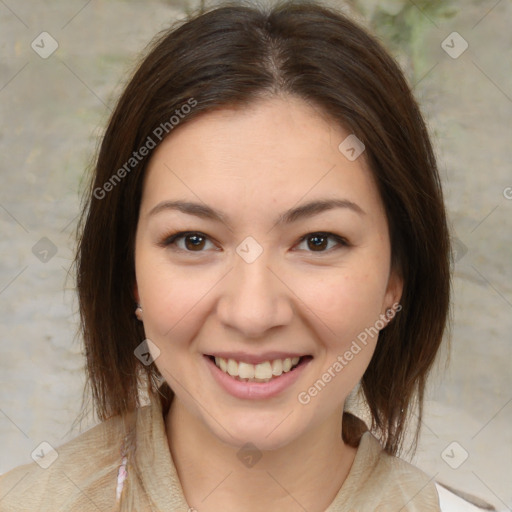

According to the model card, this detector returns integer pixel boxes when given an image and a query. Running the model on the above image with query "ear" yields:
[382,266,403,315]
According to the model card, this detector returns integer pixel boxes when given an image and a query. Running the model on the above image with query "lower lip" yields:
[204,355,311,400]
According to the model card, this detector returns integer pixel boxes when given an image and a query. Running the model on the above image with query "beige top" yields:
[0,397,440,511]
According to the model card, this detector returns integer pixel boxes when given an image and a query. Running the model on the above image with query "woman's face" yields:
[134,95,402,450]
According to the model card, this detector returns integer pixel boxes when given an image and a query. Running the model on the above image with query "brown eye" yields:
[160,231,216,252]
[296,232,348,253]
[183,234,206,251]
[307,234,329,251]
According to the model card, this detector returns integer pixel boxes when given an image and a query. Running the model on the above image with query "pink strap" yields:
[115,455,128,502]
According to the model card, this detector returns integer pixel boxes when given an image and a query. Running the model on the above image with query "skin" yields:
[133,94,403,512]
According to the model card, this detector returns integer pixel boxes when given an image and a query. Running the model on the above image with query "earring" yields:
[385,308,393,319]
[135,304,143,321]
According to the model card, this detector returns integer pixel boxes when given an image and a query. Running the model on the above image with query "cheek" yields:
[292,264,388,338]
[292,268,387,404]
[135,254,216,339]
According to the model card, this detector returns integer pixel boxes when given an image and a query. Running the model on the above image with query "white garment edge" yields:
[436,483,499,511]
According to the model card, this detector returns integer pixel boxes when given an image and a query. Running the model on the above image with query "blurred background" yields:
[0,0,511,509]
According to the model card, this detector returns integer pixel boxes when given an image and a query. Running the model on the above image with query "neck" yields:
[165,397,357,512]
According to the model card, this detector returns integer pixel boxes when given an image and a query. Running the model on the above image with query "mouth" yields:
[205,354,313,384]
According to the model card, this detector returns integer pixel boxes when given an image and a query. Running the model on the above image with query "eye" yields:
[295,232,348,253]
[159,231,348,254]
[160,231,217,252]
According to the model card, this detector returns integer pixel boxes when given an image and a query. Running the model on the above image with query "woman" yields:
[0,1,451,510]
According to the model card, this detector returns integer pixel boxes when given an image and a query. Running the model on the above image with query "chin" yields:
[206,410,303,452]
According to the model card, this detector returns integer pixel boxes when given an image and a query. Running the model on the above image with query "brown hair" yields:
[75,0,451,456]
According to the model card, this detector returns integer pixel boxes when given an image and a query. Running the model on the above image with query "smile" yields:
[209,355,307,383]
[204,354,313,399]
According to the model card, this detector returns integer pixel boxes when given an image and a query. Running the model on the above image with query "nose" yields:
[216,251,294,338]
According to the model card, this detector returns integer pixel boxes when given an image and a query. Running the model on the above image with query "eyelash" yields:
[158,231,349,254]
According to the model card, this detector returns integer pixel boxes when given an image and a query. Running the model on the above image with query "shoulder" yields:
[0,407,142,512]
[361,432,440,510]
[332,432,440,511]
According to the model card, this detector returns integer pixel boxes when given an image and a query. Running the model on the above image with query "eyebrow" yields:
[148,198,365,227]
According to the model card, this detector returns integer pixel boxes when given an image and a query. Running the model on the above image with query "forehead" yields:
[140,95,384,220]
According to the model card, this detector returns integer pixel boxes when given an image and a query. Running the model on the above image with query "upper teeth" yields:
[214,356,301,380]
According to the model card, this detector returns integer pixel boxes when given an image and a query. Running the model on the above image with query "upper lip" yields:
[205,352,311,365]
